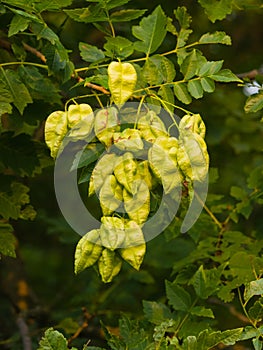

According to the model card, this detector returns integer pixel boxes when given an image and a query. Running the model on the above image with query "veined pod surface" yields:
[100,216,126,250]
[74,229,102,274]
[108,61,137,105]
[98,249,122,283]
[138,111,167,142]
[88,153,118,196]
[94,107,120,147]
[148,136,183,193]
[67,103,94,139]
[45,110,68,158]
[114,152,138,194]
[123,180,150,225]
[179,114,206,139]
[99,174,123,216]
[113,128,144,152]
[177,131,209,182]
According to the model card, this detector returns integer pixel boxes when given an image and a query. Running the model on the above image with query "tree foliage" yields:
[0,0,262,349]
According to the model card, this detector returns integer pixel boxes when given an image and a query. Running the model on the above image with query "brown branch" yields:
[237,67,263,80]
[22,43,46,63]
[84,81,110,95]
[16,314,32,350]
[67,321,89,346]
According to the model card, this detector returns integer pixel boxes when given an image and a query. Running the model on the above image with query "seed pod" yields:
[177,131,209,182]
[113,128,143,151]
[88,153,118,196]
[123,180,150,225]
[114,152,138,193]
[45,110,68,158]
[148,136,183,193]
[98,249,122,283]
[67,103,94,139]
[138,110,167,142]
[100,216,126,250]
[119,220,146,270]
[94,107,120,147]
[99,174,123,216]
[179,114,206,139]
[74,229,102,274]
[108,61,137,105]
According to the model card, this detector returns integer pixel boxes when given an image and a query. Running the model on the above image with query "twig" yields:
[22,43,46,63]
[236,67,263,80]
[16,314,32,350]
[67,321,89,346]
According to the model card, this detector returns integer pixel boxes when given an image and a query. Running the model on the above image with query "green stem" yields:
[175,297,199,336]
[237,288,256,327]
[195,191,223,229]
[0,61,48,70]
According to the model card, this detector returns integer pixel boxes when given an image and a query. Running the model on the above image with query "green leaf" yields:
[143,301,173,325]
[110,9,147,22]
[64,5,108,23]
[104,36,134,59]
[199,31,231,45]
[98,248,122,283]
[0,192,20,219]
[244,279,263,302]
[0,83,13,116]
[132,5,167,56]
[158,85,175,112]
[8,14,30,37]
[74,229,103,274]
[45,110,68,158]
[72,143,104,170]
[108,61,137,105]
[143,55,176,84]
[174,83,192,104]
[187,80,204,99]
[180,49,207,80]
[165,280,192,311]
[210,69,242,82]
[174,6,192,28]
[198,0,233,22]
[79,42,105,63]
[190,306,215,318]
[18,66,61,104]
[0,224,16,258]
[198,61,223,76]
[177,28,193,48]
[0,68,32,114]
[190,265,220,299]
[200,77,215,92]
[37,328,68,350]
[248,298,263,322]
[34,0,73,12]
[244,92,263,113]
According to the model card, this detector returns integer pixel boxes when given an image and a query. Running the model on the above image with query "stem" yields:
[0,61,48,70]
[175,297,199,335]
[237,288,256,327]
[195,191,223,229]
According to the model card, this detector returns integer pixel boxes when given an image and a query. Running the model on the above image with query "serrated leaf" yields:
[37,328,68,350]
[144,55,176,84]
[199,61,224,76]
[199,31,231,45]
[0,68,32,114]
[191,306,214,318]
[132,5,167,56]
[244,279,263,302]
[110,9,146,22]
[245,92,263,113]
[79,42,105,63]
[0,193,19,219]
[0,224,16,257]
[180,49,207,80]
[108,61,137,105]
[143,301,172,325]
[174,83,192,104]
[177,28,193,48]
[165,280,192,311]
[64,5,108,23]
[74,229,102,274]
[104,36,134,59]
[0,83,13,116]
[8,14,30,37]
[198,0,233,22]
[174,6,192,29]
[200,77,215,92]
[248,299,263,321]
[187,79,204,99]
[34,0,73,12]
[210,69,242,82]
[18,66,61,104]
